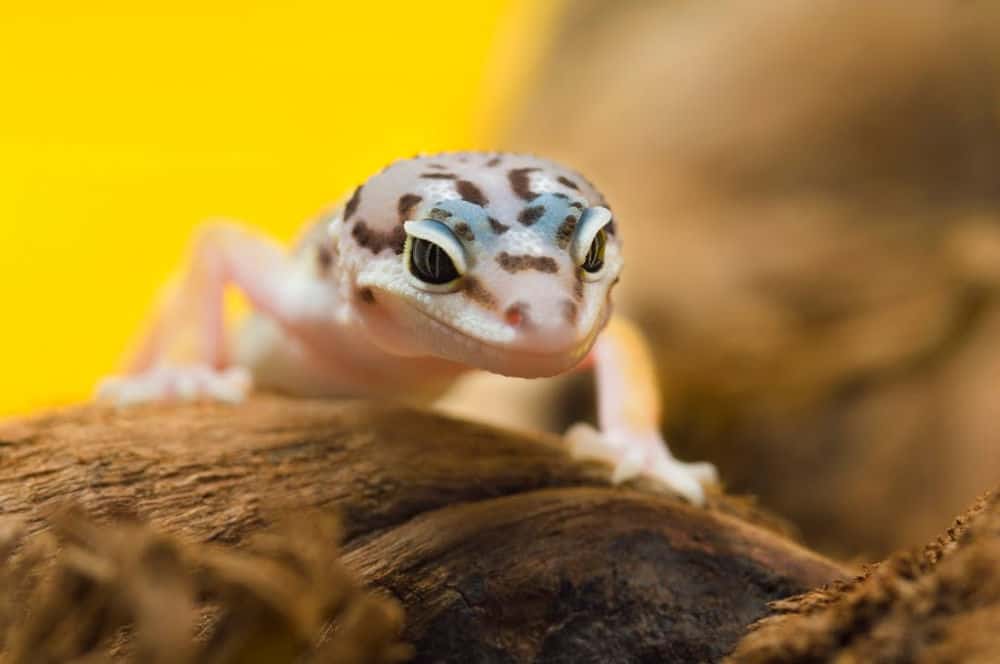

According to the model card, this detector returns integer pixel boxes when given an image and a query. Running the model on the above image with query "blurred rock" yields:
[503,0,1000,558]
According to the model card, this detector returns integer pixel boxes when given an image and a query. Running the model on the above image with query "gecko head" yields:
[355,194,623,378]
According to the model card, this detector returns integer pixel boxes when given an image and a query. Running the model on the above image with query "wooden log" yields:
[0,396,848,662]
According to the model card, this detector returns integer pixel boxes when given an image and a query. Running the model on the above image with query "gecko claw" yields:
[566,422,716,505]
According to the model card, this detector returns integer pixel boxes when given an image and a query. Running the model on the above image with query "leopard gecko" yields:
[97,152,717,503]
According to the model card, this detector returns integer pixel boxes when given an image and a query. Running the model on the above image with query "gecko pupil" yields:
[410,237,460,284]
[582,229,606,273]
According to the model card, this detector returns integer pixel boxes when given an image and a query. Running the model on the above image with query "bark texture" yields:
[0,397,846,662]
[729,490,1000,663]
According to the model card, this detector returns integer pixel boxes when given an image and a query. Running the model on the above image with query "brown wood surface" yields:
[0,397,848,662]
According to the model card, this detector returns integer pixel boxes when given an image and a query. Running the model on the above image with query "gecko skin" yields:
[97,152,717,503]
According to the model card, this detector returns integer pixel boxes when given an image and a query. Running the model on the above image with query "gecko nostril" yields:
[505,302,529,327]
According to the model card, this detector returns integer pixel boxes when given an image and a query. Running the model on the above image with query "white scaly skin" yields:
[97,152,717,503]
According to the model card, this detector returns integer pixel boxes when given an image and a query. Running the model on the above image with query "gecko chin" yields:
[466,336,596,379]
[441,332,596,379]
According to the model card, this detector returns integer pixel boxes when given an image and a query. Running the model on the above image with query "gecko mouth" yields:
[396,298,597,377]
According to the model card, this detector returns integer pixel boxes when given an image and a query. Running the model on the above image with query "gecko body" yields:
[98,152,716,503]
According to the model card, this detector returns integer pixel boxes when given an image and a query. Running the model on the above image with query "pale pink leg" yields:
[97,223,300,406]
[566,317,717,504]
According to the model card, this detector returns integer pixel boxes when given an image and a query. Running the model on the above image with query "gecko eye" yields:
[410,238,460,284]
[571,206,613,281]
[581,229,606,273]
[403,219,467,291]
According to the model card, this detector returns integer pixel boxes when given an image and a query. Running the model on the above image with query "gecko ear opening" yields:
[403,219,467,291]
[571,207,612,281]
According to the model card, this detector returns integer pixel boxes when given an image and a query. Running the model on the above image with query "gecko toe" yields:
[610,449,644,484]
[649,457,708,505]
[686,461,719,485]
[567,422,623,464]
[94,365,253,406]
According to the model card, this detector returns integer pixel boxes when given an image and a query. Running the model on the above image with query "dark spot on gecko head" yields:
[428,208,453,221]
[496,252,559,274]
[555,214,579,249]
[557,176,581,191]
[562,299,579,325]
[486,156,502,167]
[427,163,448,170]
[357,287,376,304]
[456,180,488,206]
[518,205,546,226]
[389,227,407,254]
[462,276,497,309]
[344,185,362,221]
[317,246,333,272]
[397,193,422,223]
[552,192,569,200]
[352,220,406,255]
[488,217,510,234]
[508,167,539,201]
[453,222,475,242]
[568,200,584,210]
[421,172,457,179]
[574,273,585,301]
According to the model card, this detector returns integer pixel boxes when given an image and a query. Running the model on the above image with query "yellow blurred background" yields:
[0,1,556,415]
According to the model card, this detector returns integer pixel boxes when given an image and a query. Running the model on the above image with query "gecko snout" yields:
[504,303,527,327]
[503,298,582,353]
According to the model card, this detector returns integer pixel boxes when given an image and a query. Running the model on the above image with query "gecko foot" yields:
[96,365,252,407]
[566,422,717,505]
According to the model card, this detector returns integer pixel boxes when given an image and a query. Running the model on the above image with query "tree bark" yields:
[0,397,847,662]
[728,490,1000,663]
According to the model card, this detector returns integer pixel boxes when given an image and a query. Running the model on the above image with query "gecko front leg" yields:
[97,223,323,406]
[567,316,717,504]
